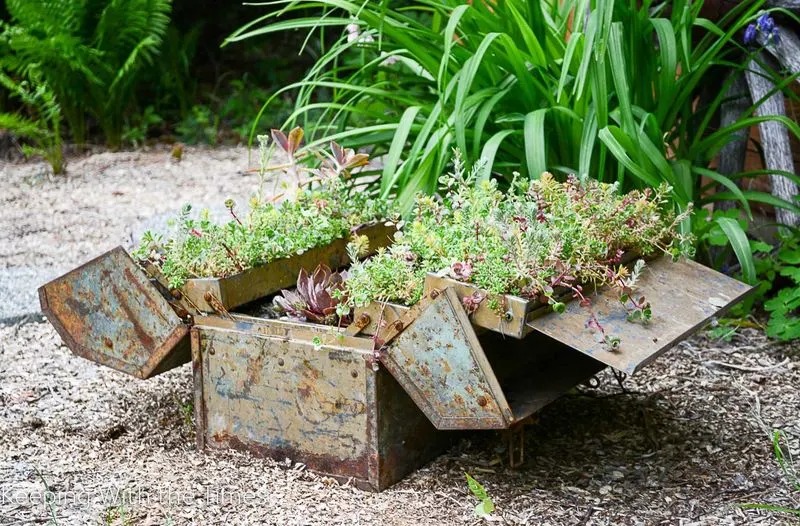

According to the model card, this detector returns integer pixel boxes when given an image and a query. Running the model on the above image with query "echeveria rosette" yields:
[273,264,349,325]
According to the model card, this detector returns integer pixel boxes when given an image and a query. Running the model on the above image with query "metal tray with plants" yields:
[273,152,694,348]
[133,128,398,314]
[39,149,754,488]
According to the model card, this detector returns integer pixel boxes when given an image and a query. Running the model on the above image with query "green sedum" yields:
[344,152,693,311]
[133,176,394,289]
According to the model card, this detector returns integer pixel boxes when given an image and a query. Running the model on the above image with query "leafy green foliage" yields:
[465,473,495,517]
[134,179,391,289]
[134,135,394,288]
[122,105,163,147]
[1,0,172,147]
[175,104,219,145]
[750,236,800,341]
[344,151,690,332]
[230,0,798,278]
[0,71,64,173]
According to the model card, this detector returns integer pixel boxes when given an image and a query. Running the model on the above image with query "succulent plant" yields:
[273,264,349,325]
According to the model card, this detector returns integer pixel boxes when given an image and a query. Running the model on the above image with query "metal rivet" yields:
[477,396,488,407]
[209,348,215,355]
[278,358,285,366]
[203,292,213,302]
[393,320,404,331]
[351,370,358,378]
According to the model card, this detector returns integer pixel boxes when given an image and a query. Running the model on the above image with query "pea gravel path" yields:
[1,148,799,525]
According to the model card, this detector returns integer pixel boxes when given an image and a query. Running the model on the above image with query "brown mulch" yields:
[1,149,799,525]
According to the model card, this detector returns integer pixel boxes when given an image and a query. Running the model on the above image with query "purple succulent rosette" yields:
[273,265,349,324]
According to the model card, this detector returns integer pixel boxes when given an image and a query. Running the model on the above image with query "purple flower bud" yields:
[757,13,775,33]
[743,24,757,45]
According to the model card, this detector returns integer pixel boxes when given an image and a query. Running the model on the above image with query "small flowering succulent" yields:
[744,12,780,46]
[132,134,395,289]
[341,150,693,340]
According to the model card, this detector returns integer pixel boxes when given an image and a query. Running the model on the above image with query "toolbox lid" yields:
[38,247,190,379]
[379,288,514,430]
[526,257,755,374]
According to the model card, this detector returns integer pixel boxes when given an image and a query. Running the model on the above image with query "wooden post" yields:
[745,53,800,226]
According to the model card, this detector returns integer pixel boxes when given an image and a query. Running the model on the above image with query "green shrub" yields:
[1,0,171,148]
[751,235,800,340]
[229,0,799,282]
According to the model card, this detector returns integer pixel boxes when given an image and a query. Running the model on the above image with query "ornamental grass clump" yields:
[344,152,693,325]
[133,135,394,289]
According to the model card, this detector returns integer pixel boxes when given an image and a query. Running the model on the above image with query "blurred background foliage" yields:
[0,0,319,154]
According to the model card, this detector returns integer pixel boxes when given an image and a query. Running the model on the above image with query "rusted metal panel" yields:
[423,274,535,339]
[195,326,372,482]
[181,222,396,313]
[352,301,410,336]
[527,257,755,374]
[38,247,190,379]
[380,287,513,430]
[195,313,376,352]
[192,323,449,491]
[372,362,456,489]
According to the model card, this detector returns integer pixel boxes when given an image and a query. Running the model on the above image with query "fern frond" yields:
[0,112,48,140]
[2,0,172,147]
[6,0,85,37]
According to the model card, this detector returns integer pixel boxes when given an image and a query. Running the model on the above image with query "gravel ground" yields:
[1,149,800,525]
[0,146,262,321]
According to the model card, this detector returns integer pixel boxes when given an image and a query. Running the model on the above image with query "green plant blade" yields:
[716,216,756,284]
[524,109,547,179]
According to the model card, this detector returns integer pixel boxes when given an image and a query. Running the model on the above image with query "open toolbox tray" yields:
[38,247,755,489]
[152,221,396,314]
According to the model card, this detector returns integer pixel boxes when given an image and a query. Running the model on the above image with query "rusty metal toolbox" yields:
[39,246,754,490]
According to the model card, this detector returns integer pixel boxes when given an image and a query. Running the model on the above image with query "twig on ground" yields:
[705,358,790,373]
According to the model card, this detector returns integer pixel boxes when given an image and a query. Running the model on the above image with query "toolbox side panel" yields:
[423,275,532,338]
[374,368,455,490]
[38,247,189,379]
[195,327,372,483]
[381,288,512,430]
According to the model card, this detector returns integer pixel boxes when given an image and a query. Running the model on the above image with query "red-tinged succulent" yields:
[273,264,349,325]
[462,290,486,314]
[271,127,304,157]
[451,261,473,280]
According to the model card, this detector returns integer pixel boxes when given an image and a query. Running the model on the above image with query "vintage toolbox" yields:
[39,245,754,490]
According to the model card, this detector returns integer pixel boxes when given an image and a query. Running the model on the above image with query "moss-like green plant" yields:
[134,177,393,289]
[344,151,692,330]
[133,135,395,289]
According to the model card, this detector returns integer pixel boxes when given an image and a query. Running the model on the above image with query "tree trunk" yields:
[758,25,800,85]
[767,0,800,10]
